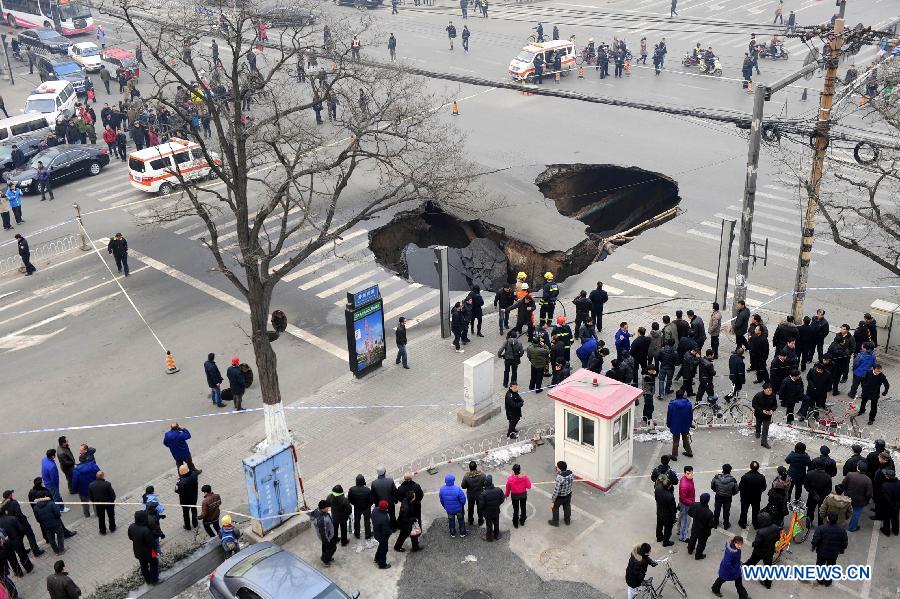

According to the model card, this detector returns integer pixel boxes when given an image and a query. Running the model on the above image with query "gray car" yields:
[208,542,359,599]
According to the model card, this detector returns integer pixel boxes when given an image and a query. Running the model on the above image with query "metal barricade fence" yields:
[0,233,80,276]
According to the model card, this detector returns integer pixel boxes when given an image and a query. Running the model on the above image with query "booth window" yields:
[613,411,631,447]
[565,411,595,448]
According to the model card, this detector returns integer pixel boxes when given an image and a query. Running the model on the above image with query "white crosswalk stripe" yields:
[643,254,777,295]
[298,253,371,290]
[712,213,836,247]
[385,290,440,321]
[611,273,676,297]
[314,264,377,298]
[281,239,370,283]
[628,263,717,295]
[406,293,469,329]
[698,221,828,255]
[273,229,369,274]
[334,276,406,306]
[685,228,796,261]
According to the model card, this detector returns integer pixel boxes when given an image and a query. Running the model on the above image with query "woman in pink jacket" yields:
[505,464,533,528]
[678,466,696,541]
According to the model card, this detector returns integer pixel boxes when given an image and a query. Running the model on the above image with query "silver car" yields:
[208,542,359,599]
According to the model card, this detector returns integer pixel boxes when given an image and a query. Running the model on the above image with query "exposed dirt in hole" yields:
[536,163,681,237]
[369,202,596,292]
[369,165,681,292]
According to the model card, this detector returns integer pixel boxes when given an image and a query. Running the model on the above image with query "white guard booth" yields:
[548,369,641,491]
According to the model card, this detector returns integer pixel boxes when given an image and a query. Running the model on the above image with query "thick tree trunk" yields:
[247,274,291,448]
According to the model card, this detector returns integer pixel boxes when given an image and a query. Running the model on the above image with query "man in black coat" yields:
[751,385,777,448]
[107,232,130,276]
[866,440,888,482]
[128,511,158,583]
[1,489,44,559]
[743,512,779,588]
[348,474,373,539]
[57,436,77,494]
[804,463,833,526]
[478,474,505,541]
[654,479,676,546]
[372,500,392,569]
[175,464,199,530]
[505,384,524,439]
[687,493,715,559]
[798,316,817,370]
[843,445,865,477]
[738,461,767,529]
[733,300,751,350]
[811,446,838,478]
[325,485,352,546]
[778,369,804,424]
[32,495,66,554]
[588,282,608,330]
[88,471,117,534]
[769,352,791,398]
[811,512,848,586]
[396,473,423,526]
[204,353,224,407]
[811,309,830,361]
[629,327,651,385]
[371,467,398,531]
[0,510,33,575]
[879,469,900,536]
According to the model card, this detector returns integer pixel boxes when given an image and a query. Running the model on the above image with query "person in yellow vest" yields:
[514,272,528,299]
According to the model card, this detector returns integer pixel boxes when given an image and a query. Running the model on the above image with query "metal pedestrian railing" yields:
[0,233,81,276]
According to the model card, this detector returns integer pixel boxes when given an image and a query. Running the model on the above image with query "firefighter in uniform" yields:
[552,315,573,365]
[539,272,560,327]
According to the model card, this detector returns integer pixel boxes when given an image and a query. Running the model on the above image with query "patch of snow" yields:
[482,442,534,468]
[634,430,672,443]
[462,554,478,563]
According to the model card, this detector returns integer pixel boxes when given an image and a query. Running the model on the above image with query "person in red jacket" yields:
[103,125,117,158]
[504,463,532,528]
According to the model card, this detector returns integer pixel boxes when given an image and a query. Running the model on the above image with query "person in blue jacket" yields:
[666,391,694,460]
[711,536,749,599]
[848,341,876,399]
[41,449,67,510]
[72,446,100,518]
[163,423,200,474]
[438,474,467,538]
[615,322,632,360]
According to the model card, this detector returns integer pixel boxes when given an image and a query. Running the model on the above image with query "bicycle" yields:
[805,399,860,438]
[693,394,753,426]
[637,557,687,599]
[773,499,810,562]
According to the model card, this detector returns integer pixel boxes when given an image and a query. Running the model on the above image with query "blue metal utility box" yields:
[242,442,299,536]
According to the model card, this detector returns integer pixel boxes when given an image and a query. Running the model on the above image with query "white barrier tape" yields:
[0,403,462,436]
[0,219,77,249]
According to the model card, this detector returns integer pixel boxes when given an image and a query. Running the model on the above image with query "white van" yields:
[128,138,220,194]
[0,114,52,143]
[23,81,77,126]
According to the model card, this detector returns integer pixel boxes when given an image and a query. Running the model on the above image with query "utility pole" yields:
[732,62,820,316]
[791,0,846,320]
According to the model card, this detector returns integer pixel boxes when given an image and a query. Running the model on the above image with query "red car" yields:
[101,47,139,79]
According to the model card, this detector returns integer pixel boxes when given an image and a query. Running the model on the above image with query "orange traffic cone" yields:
[451,100,459,115]
[578,65,584,78]
[555,71,561,83]
[859,95,867,106]
[165,350,180,374]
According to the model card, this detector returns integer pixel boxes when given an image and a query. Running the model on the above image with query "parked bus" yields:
[1,0,94,35]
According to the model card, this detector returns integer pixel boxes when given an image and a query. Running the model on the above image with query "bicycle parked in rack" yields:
[637,557,688,599]
[693,393,753,426]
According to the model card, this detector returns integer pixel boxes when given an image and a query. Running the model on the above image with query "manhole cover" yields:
[462,591,492,599]
[539,547,571,571]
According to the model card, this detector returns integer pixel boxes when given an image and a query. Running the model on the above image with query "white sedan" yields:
[69,42,103,72]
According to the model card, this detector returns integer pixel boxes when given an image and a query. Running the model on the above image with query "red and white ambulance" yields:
[508,39,578,81]
[127,138,220,195]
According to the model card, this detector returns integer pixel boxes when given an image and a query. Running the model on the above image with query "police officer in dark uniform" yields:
[533,53,544,84]
[539,272,559,326]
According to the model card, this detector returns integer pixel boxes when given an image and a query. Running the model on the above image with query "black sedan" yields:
[0,136,53,178]
[335,0,383,7]
[259,7,316,27]
[4,145,110,193]
[18,29,72,55]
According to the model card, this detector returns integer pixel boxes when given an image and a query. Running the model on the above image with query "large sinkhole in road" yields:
[369,165,680,291]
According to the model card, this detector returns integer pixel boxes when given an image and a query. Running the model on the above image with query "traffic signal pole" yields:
[791,0,846,320]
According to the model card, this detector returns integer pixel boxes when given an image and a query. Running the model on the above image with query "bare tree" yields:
[768,59,900,280]
[104,0,477,446]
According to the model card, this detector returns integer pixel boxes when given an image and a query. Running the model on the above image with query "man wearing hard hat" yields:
[539,272,560,327]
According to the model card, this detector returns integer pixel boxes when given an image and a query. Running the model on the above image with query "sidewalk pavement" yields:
[281,425,894,599]
[15,299,900,598]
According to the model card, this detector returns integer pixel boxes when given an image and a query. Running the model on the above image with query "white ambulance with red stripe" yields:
[508,39,578,81]
[127,137,220,195]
